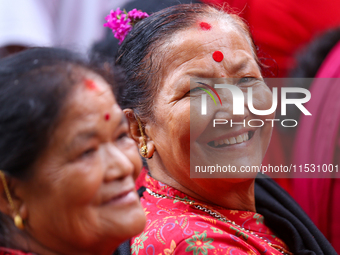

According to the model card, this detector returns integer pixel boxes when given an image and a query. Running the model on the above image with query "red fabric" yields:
[202,0,340,77]
[292,42,340,253]
[131,174,290,254]
[0,248,33,255]
[135,167,148,190]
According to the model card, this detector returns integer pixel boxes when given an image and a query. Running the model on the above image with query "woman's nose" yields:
[214,108,249,123]
[214,90,250,122]
[103,145,134,182]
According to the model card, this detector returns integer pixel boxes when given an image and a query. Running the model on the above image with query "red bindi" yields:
[104,113,110,121]
[84,79,97,90]
[212,51,224,62]
[199,22,211,31]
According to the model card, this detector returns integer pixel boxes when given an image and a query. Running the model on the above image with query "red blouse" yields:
[132,175,290,255]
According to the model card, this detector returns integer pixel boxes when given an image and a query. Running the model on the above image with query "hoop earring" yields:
[0,170,24,230]
[135,116,149,158]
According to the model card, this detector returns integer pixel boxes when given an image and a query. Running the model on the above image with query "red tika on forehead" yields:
[213,51,224,62]
[84,79,97,90]
[199,22,211,31]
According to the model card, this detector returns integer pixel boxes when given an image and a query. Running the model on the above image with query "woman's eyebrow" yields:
[229,57,256,74]
[66,130,99,152]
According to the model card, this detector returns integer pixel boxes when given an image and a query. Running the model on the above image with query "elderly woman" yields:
[0,48,146,254]
[111,4,337,255]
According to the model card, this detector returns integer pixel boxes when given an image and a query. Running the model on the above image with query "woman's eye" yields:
[117,132,128,140]
[190,87,202,93]
[238,77,256,84]
[186,87,204,95]
[80,148,96,158]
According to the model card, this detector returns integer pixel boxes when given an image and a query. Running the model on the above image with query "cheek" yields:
[22,160,104,239]
[247,86,274,151]
[61,161,104,205]
[36,154,105,210]
[190,97,211,140]
[153,101,191,160]
[169,103,191,147]
[249,87,276,119]
[120,139,142,180]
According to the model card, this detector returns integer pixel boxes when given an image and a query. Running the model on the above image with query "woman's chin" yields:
[112,205,146,239]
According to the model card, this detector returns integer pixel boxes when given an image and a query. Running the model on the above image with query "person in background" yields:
[290,28,340,254]
[0,0,133,58]
[0,47,146,254]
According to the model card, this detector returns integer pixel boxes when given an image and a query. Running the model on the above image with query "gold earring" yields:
[135,115,149,158]
[0,170,24,230]
[14,213,24,230]
[140,144,148,158]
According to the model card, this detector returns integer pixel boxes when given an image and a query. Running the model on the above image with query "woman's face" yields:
[17,72,145,254]
[146,20,274,199]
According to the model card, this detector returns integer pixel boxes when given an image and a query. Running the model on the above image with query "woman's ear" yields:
[0,177,11,216]
[124,109,141,144]
[123,109,155,159]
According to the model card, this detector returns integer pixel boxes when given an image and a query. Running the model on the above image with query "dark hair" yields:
[291,27,340,79]
[115,3,261,120]
[0,47,122,248]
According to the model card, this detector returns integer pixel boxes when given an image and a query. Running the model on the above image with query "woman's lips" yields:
[102,189,139,206]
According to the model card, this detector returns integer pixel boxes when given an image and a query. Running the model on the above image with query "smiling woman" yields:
[0,48,146,255]
[112,3,337,255]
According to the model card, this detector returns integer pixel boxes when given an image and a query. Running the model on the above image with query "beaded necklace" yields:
[146,188,293,255]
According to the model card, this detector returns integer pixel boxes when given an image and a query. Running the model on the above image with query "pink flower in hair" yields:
[128,8,149,20]
[104,8,149,44]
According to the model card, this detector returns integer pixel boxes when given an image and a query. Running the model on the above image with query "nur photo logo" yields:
[196,79,312,128]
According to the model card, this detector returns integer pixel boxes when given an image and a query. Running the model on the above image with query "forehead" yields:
[63,73,116,120]
[160,20,255,76]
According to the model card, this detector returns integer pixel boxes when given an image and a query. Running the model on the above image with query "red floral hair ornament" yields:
[104,8,149,45]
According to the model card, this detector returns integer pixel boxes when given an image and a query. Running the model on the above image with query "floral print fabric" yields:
[131,175,290,255]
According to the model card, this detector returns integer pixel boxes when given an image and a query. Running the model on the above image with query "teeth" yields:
[229,137,237,144]
[236,135,243,143]
[212,132,250,147]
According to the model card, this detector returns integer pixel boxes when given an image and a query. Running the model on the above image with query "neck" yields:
[148,157,256,212]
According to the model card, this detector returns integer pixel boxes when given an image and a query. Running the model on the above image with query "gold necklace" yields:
[146,188,293,255]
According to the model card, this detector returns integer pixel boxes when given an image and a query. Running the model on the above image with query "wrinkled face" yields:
[19,72,145,254]
[146,20,274,194]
